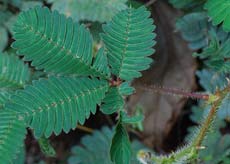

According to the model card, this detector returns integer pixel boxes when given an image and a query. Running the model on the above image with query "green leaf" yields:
[4,76,109,138]
[218,93,230,120]
[12,144,25,164]
[8,0,22,8]
[68,126,146,164]
[0,10,13,25]
[194,38,230,72]
[0,90,13,108]
[69,126,114,164]
[110,121,131,164]
[100,87,124,114]
[127,0,144,9]
[4,15,17,34]
[50,0,128,22]
[89,22,103,42]
[119,82,135,96]
[21,1,43,11]
[38,136,56,157]
[196,69,228,93]
[101,6,156,81]
[121,111,144,124]
[0,110,27,163]
[0,53,31,89]
[130,105,144,131]
[199,131,230,163]
[12,6,109,78]
[100,82,134,115]
[205,0,230,32]
[92,47,111,77]
[176,12,209,50]
[0,27,8,51]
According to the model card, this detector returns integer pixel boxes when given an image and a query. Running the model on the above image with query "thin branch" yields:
[76,125,94,133]
[137,85,210,100]
[139,87,229,164]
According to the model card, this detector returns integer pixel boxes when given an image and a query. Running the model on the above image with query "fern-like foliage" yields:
[0,5,156,163]
[0,111,26,163]
[0,90,12,108]
[199,130,230,163]
[218,93,230,119]
[68,126,146,164]
[176,11,230,51]
[100,82,134,114]
[12,7,109,78]
[48,0,127,22]
[5,76,108,138]
[119,81,135,96]
[205,0,230,32]
[92,47,111,77]
[0,53,30,89]
[12,144,25,164]
[0,27,8,51]
[193,38,230,72]
[186,103,230,164]
[176,12,209,50]
[101,6,156,81]
[196,69,230,120]
[100,87,124,114]
[69,126,114,164]
[196,69,228,93]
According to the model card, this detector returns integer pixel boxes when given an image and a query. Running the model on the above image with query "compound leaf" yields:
[0,111,26,163]
[194,38,230,72]
[119,82,135,96]
[4,76,109,138]
[121,111,144,124]
[12,6,109,78]
[12,144,25,164]
[199,131,230,163]
[110,121,131,164]
[100,87,124,115]
[101,6,156,81]
[176,12,209,50]
[196,69,228,93]
[205,0,230,32]
[0,27,8,51]
[49,0,127,22]
[0,90,14,109]
[218,93,230,120]
[0,53,31,89]
[92,47,111,77]
[69,126,114,164]
[68,126,146,164]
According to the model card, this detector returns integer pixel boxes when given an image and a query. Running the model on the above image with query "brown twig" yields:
[76,125,94,133]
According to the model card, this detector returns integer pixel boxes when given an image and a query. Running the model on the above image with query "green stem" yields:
[193,87,229,149]
[142,87,229,164]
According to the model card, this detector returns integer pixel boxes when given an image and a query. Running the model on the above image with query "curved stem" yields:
[138,87,229,164]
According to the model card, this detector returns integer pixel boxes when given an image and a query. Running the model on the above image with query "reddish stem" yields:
[140,85,209,100]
